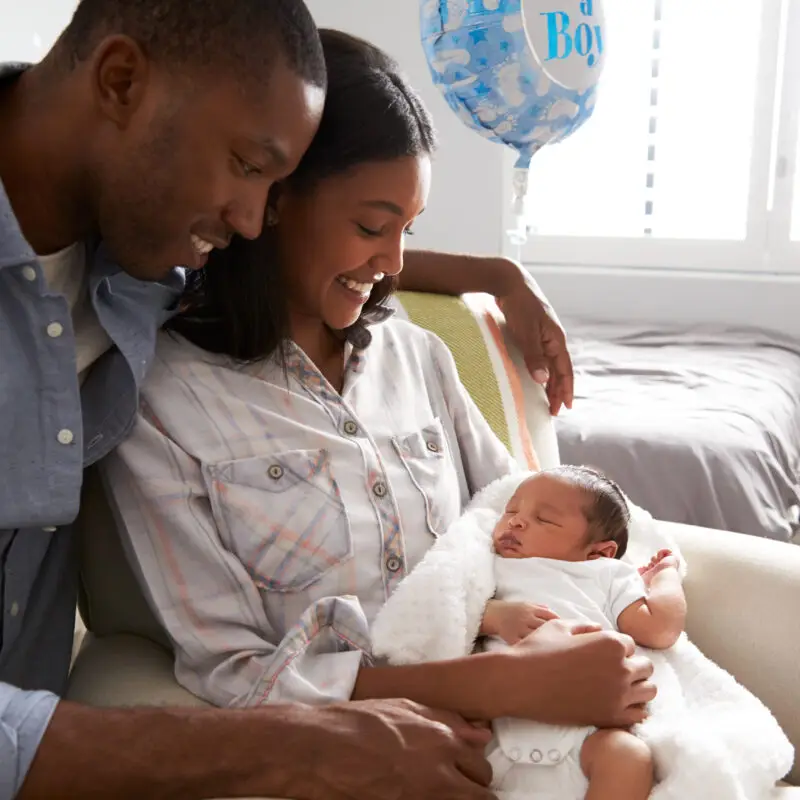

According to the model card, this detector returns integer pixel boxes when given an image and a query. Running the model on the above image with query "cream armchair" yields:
[67,300,800,796]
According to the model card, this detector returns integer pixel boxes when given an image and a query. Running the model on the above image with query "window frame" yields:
[506,0,798,275]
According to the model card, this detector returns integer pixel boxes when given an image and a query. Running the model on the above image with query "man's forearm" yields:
[401,250,526,298]
[352,652,511,721]
[18,700,307,800]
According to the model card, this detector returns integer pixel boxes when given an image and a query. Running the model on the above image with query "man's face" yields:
[88,48,324,280]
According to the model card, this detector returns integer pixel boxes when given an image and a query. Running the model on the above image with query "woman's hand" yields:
[481,600,559,644]
[492,619,656,727]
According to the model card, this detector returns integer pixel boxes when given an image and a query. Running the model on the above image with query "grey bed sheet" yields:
[554,320,800,541]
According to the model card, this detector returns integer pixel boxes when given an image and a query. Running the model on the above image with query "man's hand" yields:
[495,264,574,416]
[400,251,573,415]
[501,620,656,728]
[481,599,559,644]
[292,699,495,800]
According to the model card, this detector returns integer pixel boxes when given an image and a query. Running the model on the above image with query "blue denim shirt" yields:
[0,63,184,796]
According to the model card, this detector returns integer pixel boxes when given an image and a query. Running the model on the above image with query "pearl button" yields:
[21,266,36,281]
[57,429,74,445]
[386,556,402,573]
[46,322,64,338]
[508,747,521,762]
[426,440,440,453]
[548,749,562,763]
[9,602,19,617]
[530,749,543,763]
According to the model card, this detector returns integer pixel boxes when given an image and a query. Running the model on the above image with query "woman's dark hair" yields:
[167,29,437,362]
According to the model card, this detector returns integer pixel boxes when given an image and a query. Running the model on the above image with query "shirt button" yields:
[426,440,440,453]
[386,555,402,573]
[46,321,64,338]
[372,481,388,498]
[530,748,543,763]
[267,464,284,480]
[9,602,19,617]
[57,429,74,445]
[343,420,359,436]
[548,749,562,763]
[21,266,36,282]
[42,526,57,533]
[508,747,521,762]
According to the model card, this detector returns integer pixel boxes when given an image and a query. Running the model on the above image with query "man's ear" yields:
[587,540,619,560]
[91,35,151,128]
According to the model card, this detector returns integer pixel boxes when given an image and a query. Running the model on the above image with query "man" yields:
[0,0,654,797]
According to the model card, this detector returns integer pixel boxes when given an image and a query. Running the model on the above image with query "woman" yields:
[103,29,654,725]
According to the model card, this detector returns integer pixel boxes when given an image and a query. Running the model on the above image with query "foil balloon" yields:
[420,0,606,244]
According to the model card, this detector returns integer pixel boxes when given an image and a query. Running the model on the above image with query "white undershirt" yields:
[37,242,112,383]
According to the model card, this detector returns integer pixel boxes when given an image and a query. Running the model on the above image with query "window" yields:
[518,0,800,273]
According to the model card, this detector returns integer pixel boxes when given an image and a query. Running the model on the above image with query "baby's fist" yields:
[482,600,560,645]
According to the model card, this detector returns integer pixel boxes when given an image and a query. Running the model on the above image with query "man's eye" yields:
[235,155,262,177]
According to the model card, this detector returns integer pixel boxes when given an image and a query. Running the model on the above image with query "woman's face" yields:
[275,154,432,333]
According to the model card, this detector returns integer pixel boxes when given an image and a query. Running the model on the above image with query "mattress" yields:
[555,321,800,541]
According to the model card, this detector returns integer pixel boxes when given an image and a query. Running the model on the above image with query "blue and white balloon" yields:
[420,0,606,243]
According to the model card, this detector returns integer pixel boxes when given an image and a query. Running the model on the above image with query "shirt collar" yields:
[0,64,33,270]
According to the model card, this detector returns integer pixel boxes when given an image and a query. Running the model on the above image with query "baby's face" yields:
[492,474,594,561]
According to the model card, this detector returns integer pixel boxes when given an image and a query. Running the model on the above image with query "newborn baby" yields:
[480,466,686,800]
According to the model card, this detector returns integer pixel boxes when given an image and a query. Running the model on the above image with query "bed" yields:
[554,320,800,542]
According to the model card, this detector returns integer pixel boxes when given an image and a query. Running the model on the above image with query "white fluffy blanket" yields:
[371,472,793,799]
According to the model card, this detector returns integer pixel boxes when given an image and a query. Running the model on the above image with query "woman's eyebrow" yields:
[360,200,404,215]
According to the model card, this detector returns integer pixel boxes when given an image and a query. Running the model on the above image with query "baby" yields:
[480,466,687,800]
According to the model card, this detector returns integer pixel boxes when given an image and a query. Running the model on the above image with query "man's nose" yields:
[222,183,272,241]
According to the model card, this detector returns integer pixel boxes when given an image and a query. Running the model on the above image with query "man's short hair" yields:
[60,0,326,88]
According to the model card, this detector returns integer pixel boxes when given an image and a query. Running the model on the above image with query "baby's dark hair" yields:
[545,465,630,558]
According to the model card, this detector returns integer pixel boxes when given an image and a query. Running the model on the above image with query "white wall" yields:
[305,0,508,256]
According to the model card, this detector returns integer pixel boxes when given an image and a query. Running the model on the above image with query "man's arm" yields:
[400,251,574,415]
[617,567,687,650]
[20,698,495,800]
[400,251,524,298]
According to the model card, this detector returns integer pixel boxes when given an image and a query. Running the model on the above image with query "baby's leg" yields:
[580,729,653,800]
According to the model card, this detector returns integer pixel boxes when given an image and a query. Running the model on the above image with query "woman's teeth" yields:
[191,234,214,256]
[337,276,374,296]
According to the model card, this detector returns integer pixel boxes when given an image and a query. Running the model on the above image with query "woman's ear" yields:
[587,540,619,560]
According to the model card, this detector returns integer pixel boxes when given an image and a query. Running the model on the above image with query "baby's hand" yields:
[639,549,680,587]
[481,600,560,645]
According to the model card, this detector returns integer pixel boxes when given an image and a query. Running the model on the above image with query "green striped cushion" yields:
[395,291,538,470]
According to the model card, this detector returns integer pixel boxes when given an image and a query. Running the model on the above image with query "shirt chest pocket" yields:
[203,449,353,593]
[392,419,462,536]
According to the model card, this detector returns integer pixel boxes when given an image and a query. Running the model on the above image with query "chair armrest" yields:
[664,521,800,785]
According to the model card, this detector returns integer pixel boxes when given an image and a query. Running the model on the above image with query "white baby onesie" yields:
[487,557,647,800]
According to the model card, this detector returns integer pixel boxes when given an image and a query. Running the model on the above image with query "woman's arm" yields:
[355,621,656,728]
[102,410,368,708]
